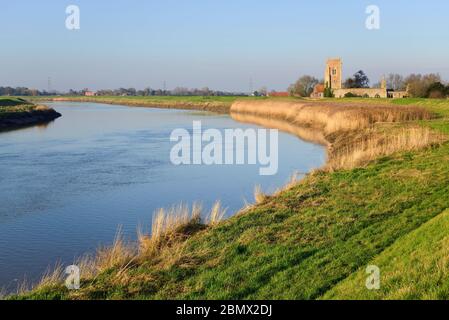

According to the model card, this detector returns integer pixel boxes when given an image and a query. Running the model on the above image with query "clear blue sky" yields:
[1,0,448,92]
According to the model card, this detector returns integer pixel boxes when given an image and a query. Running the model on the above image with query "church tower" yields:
[325,58,343,89]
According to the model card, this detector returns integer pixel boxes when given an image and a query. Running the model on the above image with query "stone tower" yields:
[381,76,387,89]
[325,58,343,89]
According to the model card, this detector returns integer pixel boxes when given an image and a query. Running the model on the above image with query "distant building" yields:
[388,90,409,99]
[85,90,97,97]
[325,58,343,90]
[268,91,289,97]
[313,58,409,99]
[311,84,325,99]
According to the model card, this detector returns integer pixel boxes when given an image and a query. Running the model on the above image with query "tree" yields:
[387,74,405,91]
[426,82,447,99]
[324,83,334,98]
[404,73,442,98]
[288,75,319,97]
[344,70,370,88]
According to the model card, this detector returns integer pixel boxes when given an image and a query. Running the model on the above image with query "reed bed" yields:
[329,127,445,170]
[231,100,433,134]
[231,100,444,172]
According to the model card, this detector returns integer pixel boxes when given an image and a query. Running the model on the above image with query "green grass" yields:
[27,95,275,114]
[0,97,36,117]
[0,97,30,106]
[13,99,449,300]
[323,209,449,300]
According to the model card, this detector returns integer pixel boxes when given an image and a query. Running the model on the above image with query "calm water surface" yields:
[0,102,325,290]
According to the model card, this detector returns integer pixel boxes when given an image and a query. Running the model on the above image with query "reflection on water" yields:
[0,102,325,291]
[231,112,329,147]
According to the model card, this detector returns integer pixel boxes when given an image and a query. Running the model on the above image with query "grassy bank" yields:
[11,98,449,300]
[29,95,269,114]
[0,97,61,131]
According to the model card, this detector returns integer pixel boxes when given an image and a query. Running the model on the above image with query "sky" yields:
[1,0,448,92]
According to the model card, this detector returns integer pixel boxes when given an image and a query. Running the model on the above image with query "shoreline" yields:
[0,108,61,132]
[44,96,233,114]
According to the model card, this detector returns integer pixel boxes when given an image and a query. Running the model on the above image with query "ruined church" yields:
[311,58,408,99]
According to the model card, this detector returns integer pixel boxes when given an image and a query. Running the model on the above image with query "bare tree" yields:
[405,73,442,98]
[288,75,319,97]
[387,74,405,91]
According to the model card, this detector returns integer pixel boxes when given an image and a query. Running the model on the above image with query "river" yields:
[0,102,325,291]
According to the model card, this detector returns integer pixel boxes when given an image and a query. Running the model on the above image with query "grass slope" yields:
[13,98,449,300]
[323,209,449,300]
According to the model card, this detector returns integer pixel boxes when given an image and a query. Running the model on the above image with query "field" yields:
[8,97,449,300]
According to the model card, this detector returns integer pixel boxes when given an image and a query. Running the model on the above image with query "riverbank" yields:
[29,96,261,114]
[11,98,449,300]
[0,98,61,131]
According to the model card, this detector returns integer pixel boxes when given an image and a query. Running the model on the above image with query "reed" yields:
[231,100,432,134]
[254,185,268,204]
[328,127,445,170]
[231,100,442,171]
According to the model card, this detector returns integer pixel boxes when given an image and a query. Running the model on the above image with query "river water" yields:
[0,102,325,291]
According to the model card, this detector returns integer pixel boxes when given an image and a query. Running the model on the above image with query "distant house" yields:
[311,84,325,99]
[85,90,97,97]
[268,91,290,97]
[388,90,409,99]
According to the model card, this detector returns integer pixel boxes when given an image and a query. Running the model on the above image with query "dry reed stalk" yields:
[254,185,268,204]
[208,201,227,226]
[138,203,204,258]
[95,229,136,272]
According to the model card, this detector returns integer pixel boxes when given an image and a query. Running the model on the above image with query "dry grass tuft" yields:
[36,263,65,289]
[95,229,136,272]
[138,203,203,258]
[254,185,268,204]
[34,105,51,111]
[208,201,227,226]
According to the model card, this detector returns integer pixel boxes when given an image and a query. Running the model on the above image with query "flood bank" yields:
[49,97,231,114]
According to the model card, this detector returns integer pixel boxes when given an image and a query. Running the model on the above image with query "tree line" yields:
[0,87,57,96]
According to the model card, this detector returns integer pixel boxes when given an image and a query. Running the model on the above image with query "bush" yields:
[426,82,447,99]
[344,92,361,98]
[324,85,334,98]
